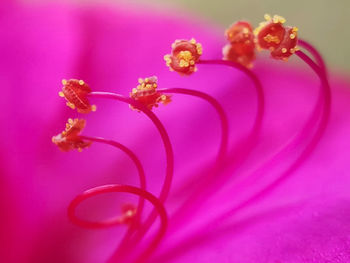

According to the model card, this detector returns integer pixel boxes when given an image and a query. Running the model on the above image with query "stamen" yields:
[53,14,333,263]
[163,33,264,230]
[129,76,171,111]
[116,87,230,257]
[164,39,202,75]
[165,42,332,258]
[59,79,96,114]
[52,118,92,152]
[169,59,265,229]
[206,44,331,232]
[222,21,256,67]
[87,91,174,258]
[255,14,298,60]
[225,21,253,43]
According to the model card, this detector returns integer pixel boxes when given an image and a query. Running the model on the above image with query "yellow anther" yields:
[190,38,196,44]
[138,78,143,84]
[66,102,76,110]
[290,34,296,39]
[164,55,171,66]
[78,80,84,85]
[264,14,272,21]
[242,28,249,34]
[58,91,65,97]
[273,15,286,24]
[91,105,97,112]
[196,43,203,55]
[62,79,67,85]
[281,48,287,53]
[177,51,194,68]
[179,60,189,67]
[264,34,280,44]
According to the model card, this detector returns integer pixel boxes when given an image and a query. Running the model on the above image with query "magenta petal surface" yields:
[1,2,350,263]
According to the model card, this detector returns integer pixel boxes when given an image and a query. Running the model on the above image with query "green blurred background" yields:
[147,0,350,72]
[24,0,350,72]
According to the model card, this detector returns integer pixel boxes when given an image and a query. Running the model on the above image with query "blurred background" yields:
[21,0,350,72]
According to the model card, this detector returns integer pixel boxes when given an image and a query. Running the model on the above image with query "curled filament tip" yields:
[68,184,167,263]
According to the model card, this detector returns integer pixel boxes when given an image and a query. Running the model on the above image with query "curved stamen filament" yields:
[197,59,265,172]
[68,135,146,228]
[68,184,167,263]
[156,48,331,259]
[158,87,229,163]
[110,88,229,260]
[224,41,329,200]
[298,39,327,74]
[77,135,147,244]
[197,59,265,147]
[216,49,331,226]
[167,59,265,229]
[87,92,174,257]
[216,51,331,224]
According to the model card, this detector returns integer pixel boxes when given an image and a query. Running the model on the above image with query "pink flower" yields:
[1,2,350,263]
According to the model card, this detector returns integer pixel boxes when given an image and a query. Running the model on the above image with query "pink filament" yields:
[226,40,329,198]
[298,39,327,74]
[196,59,265,179]
[69,135,147,229]
[88,92,174,259]
[167,59,265,230]
[219,49,331,223]
[68,184,167,263]
[112,87,229,260]
[152,45,332,263]
[197,59,265,147]
[158,87,229,163]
